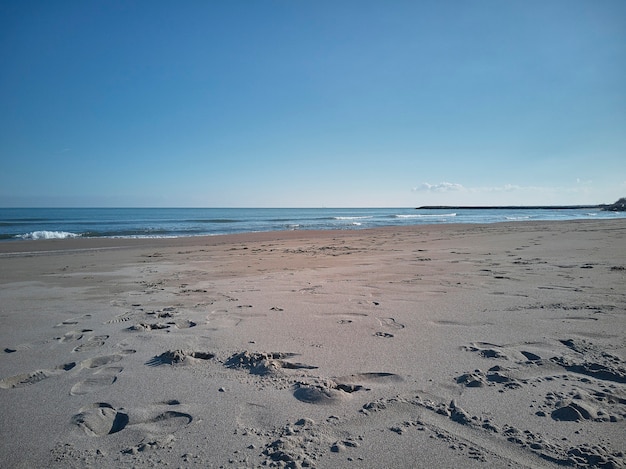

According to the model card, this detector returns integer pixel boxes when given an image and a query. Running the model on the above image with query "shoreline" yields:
[1,219,625,467]
[3,206,624,245]
[1,217,623,255]
[416,205,603,210]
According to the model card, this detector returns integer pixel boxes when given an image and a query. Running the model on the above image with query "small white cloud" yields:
[480,184,521,192]
[412,182,465,192]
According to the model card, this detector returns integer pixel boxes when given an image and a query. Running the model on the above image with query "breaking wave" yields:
[395,213,457,218]
[3,207,623,241]
[17,231,82,240]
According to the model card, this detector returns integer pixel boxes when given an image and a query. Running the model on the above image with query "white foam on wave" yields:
[334,216,373,220]
[396,213,456,218]
[18,231,81,240]
[505,216,531,220]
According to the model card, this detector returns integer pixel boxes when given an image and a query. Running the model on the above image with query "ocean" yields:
[1,207,624,241]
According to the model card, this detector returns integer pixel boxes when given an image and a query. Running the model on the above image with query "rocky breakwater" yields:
[603,197,626,212]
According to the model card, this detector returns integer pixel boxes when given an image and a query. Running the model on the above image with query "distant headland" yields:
[417,198,626,212]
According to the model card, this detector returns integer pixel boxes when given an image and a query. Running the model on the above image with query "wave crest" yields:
[395,213,456,218]
[17,231,81,240]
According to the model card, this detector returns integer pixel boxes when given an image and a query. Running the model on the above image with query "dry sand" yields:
[1,220,625,468]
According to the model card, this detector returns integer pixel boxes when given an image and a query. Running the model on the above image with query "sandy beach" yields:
[1,219,625,468]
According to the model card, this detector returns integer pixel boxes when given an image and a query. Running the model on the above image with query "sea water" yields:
[1,207,624,241]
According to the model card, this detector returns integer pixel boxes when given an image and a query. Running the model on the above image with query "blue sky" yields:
[1,1,624,207]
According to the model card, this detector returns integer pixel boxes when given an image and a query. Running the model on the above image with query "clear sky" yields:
[1,1,624,207]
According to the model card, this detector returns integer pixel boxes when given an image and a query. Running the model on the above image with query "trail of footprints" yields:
[1,304,202,461]
[3,301,406,398]
[0,361,77,389]
[3,300,523,467]
[4,304,625,467]
[2,304,203,393]
[453,337,626,465]
[0,350,135,391]
[2,301,400,381]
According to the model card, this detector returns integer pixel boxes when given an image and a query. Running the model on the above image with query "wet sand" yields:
[1,220,625,468]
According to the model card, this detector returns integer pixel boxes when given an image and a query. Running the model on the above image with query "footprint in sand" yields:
[376,317,405,330]
[374,332,394,338]
[0,362,76,389]
[54,314,92,328]
[72,401,192,446]
[552,338,626,384]
[455,366,524,390]
[172,320,196,329]
[147,306,178,318]
[293,384,348,405]
[80,350,135,370]
[128,320,197,332]
[70,366,123,396]
[294,372,402,405]
[72,335,109,353]
[71,402,129,436]
[136,409,193,434]
[105,312,134,324]
[57,329,93,343]
[121,406,193,454]
[463,342,545,363]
